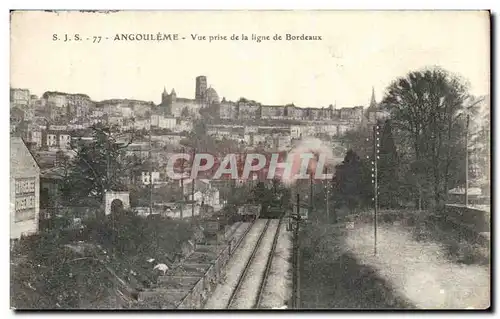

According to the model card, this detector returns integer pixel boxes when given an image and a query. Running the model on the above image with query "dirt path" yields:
[345,224,490,309]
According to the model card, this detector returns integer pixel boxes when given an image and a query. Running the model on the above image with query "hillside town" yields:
[10,72,490,310]
[9,9,492,310]
[9,75,390,237]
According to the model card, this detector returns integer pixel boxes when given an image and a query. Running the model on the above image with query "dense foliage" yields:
[11,213,194,309]
[60,124,144,206]
[323,67,482,215]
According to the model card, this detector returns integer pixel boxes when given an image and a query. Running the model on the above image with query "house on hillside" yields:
[183,179,221,209]
[10,137,41,240]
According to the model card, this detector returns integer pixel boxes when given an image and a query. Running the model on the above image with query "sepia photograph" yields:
[9,10,491,310]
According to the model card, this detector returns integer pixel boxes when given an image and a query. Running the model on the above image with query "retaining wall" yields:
[138,222,251,308]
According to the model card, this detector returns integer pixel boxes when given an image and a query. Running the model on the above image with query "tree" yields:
[61,124,138,206]
[455,95,487,204]
[382,67,470,209]
[340,126,373,159]
[333,150,371,213]
[181,107,190,118]
[377,119,400,208]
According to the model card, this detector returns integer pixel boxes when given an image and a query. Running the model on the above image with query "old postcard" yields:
[10,10,491,310]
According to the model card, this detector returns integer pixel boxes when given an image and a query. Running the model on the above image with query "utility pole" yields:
[192,148,196,218]
[149,125,153,216]
[295,193,301,308]
[309,173,313,216]
[180,147,184,220]
[325,167,329,224]
[373,124,380,256]
[465,114,470,207]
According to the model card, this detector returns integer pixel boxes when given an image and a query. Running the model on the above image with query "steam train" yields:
[202,188,288,233]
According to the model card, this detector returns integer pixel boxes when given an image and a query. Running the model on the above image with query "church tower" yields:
[195,76,207,102]
[170,88,177,104]
[161,86,169,104]
[369,86,377,110]
[161,86,173,116]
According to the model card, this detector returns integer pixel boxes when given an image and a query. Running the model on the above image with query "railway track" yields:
[229,221,254,254]
[255,218,282,308]
[227,218,281,309]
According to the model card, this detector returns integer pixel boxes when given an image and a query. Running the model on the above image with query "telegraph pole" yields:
[465,114,470,207]
[149,125,153,216]
[325,167,329,224]
[294,193,301,308]
[372,124,380,256]
[192,148,196,218]
[180,147,184,219]
[309,173,313,216]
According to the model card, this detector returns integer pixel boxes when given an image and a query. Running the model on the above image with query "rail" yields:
[226,219,271,308]
[230,219,258,256]
[255,217,282,308]
[198,219,257,309]
[291,218,300,309]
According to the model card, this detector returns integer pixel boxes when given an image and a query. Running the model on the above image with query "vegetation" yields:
[299,208,489,309]
[323,67,483,215]
[11,213,194,309]
[382,67,471,209]
[60,124,144,206]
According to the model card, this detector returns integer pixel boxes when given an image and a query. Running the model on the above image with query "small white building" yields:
[46,134,57,147]
[159,116,177,130]
[59,134,71,149]
[141,171,160,185]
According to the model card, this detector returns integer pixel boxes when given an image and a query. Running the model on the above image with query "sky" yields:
[10,10,490,108]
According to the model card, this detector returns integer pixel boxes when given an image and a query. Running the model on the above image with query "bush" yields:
[12,213,195,308]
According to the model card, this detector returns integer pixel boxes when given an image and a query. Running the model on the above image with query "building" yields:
[108,115,124,127]
[365,87,389,124]
[151,114,177,130]
[126,143,150,160]
[59,134,71,149]
[215,95,366,126]
[285,104,306,120]
[174,119,193,133]
[134,118,151,130]
[39,167,65,219]
[159,116,177,130]
[41,129,72,150]
[219,99,237,120]
[10,88,30,107]
[42,91,68,108]
[261,105,286,120]
[98,99,153,118]
[30,130,43,149]
[66,93,93,118]
[151,133,184,145]
[141,171,161,185]
[160,77,220,118]
[276,135,292,150]
[195,76,208,102]
[183,179,221,208]
[10,137,41,240]
[237,99,261,120]
[205,87,220,105]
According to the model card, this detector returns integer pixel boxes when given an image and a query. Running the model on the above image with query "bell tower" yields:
[162,86,169,104]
